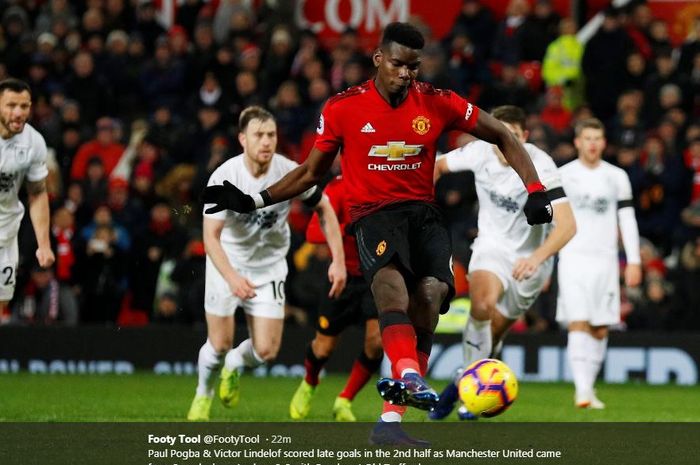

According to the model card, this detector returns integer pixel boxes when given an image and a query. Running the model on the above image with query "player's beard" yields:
[0,114,25,136]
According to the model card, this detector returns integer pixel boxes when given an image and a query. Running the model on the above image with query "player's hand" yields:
[327,260,347,298]
[36,246,55,268]
[202,181,255,214]
[228,273,257,300]
[512,256,541,281]
[524,189,553,225]
[624,263,642,287]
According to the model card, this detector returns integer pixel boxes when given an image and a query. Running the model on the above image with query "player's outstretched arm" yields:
[201,147,336,214]
[266,147,336,204]
[512,201,576,281]
[469,111,552,225]
[26,179,55,268]
[314,194,347,298]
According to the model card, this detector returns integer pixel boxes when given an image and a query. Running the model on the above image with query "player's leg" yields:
[290,332,337,419]
[188,257,238,420]
[220,314,283,407]
[0,240,18,324]
[587,324,609,409]
[567,320,595,407]
[188,313,234,420]
[335,318,383,421]
[221,264,287,407]
[431,271,504,420]
[463,270,504,365]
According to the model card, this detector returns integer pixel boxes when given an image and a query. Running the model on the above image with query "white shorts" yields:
[556,254,620,326]
[0,238,18,302]
[468,245,553,319]
[204,257,288,319]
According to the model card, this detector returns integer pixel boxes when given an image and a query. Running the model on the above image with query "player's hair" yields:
[238,105,275,132]
[491,105,526,130]
[380,22,425,50]
[574,117,605,137]
[0,78,31,97]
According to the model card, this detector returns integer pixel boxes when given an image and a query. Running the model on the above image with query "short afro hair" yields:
[380,22,424,50]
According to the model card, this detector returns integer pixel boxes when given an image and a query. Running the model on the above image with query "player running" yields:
[187,106,346,421]
[557,118,641,409]
[0,78,55,324]
[429,105,576,420]
[201,23,553,443]
[289,175,383,422]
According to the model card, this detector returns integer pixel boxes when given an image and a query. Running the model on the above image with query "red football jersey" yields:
[306,176,361,276]
[314,79,480,221]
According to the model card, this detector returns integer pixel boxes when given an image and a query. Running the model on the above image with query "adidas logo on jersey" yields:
[361,122,376,133]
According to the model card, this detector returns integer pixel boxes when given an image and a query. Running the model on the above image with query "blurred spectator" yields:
[262,26,295,98]
[519,0,560,62]
[130,203,188,314]
[12,263,79,326]
[63,51,115,124]
[674,237,700,329]
[80,205,131,253]
[448,0,495,63]
[35,0,78,36]
[582,8,634,122]
[622,51,651,92]
[51,207,76,284]
[139,36,186,113]
[132,0,166,54]
[70,117,125,180]
[542,17,583,110]
[479,62,534,110]
[492,0,530,64]
[539,86,572,135]
[420,44,453,90]
[81,157,109,210]
[75,224,127,323]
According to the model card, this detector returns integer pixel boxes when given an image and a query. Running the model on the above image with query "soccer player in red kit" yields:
[203,22,553,443]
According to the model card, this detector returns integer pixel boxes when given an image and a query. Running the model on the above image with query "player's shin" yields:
[462,316,492,366]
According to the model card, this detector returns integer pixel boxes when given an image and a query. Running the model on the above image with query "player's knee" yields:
[209,337,233,354]
[470,297,496,321]
[312,336,336,358]
[415,277,448,311]
[253,343,280,362]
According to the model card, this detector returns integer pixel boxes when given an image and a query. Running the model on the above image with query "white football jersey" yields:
[443,140,565,256]
[204,153,315,269]
[0,123,48,246]
[558,159,633,260]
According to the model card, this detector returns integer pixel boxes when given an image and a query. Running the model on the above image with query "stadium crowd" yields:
[1,0,698,331]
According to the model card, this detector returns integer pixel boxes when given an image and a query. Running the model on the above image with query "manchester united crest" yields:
[376,240,387,256]
[412,116,431,135]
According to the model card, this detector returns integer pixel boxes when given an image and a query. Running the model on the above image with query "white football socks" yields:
[195,339,224,397]
[224,338,265,372]
[462,316,492,366]
[567,331,592,397]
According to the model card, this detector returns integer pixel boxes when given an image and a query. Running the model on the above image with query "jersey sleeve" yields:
[203,166,228,221]
[443,91,480,133]
[443,141,486,173]
[313,100,342,154]
[615,168,634,208]
[27,132,49,182]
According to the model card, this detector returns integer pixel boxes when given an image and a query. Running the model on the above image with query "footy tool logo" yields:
[368,142,423,161]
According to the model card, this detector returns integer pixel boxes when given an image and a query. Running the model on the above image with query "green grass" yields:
[0,373,698,422]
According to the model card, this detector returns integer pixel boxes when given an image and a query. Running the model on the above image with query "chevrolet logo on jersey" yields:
[368,142,423,161]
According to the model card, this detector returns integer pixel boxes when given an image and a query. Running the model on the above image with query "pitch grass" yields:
[0,372,698,422]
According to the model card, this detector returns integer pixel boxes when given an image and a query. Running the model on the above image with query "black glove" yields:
[202,180,255,214]
[524,190,553,225]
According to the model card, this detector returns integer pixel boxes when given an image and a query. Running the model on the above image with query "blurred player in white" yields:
[187,106,346,420]
[430,106,576,420]
[557,118,641,409]
[0,78,55,324]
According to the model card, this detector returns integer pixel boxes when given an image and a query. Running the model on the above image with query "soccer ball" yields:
[458,358,518,417]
